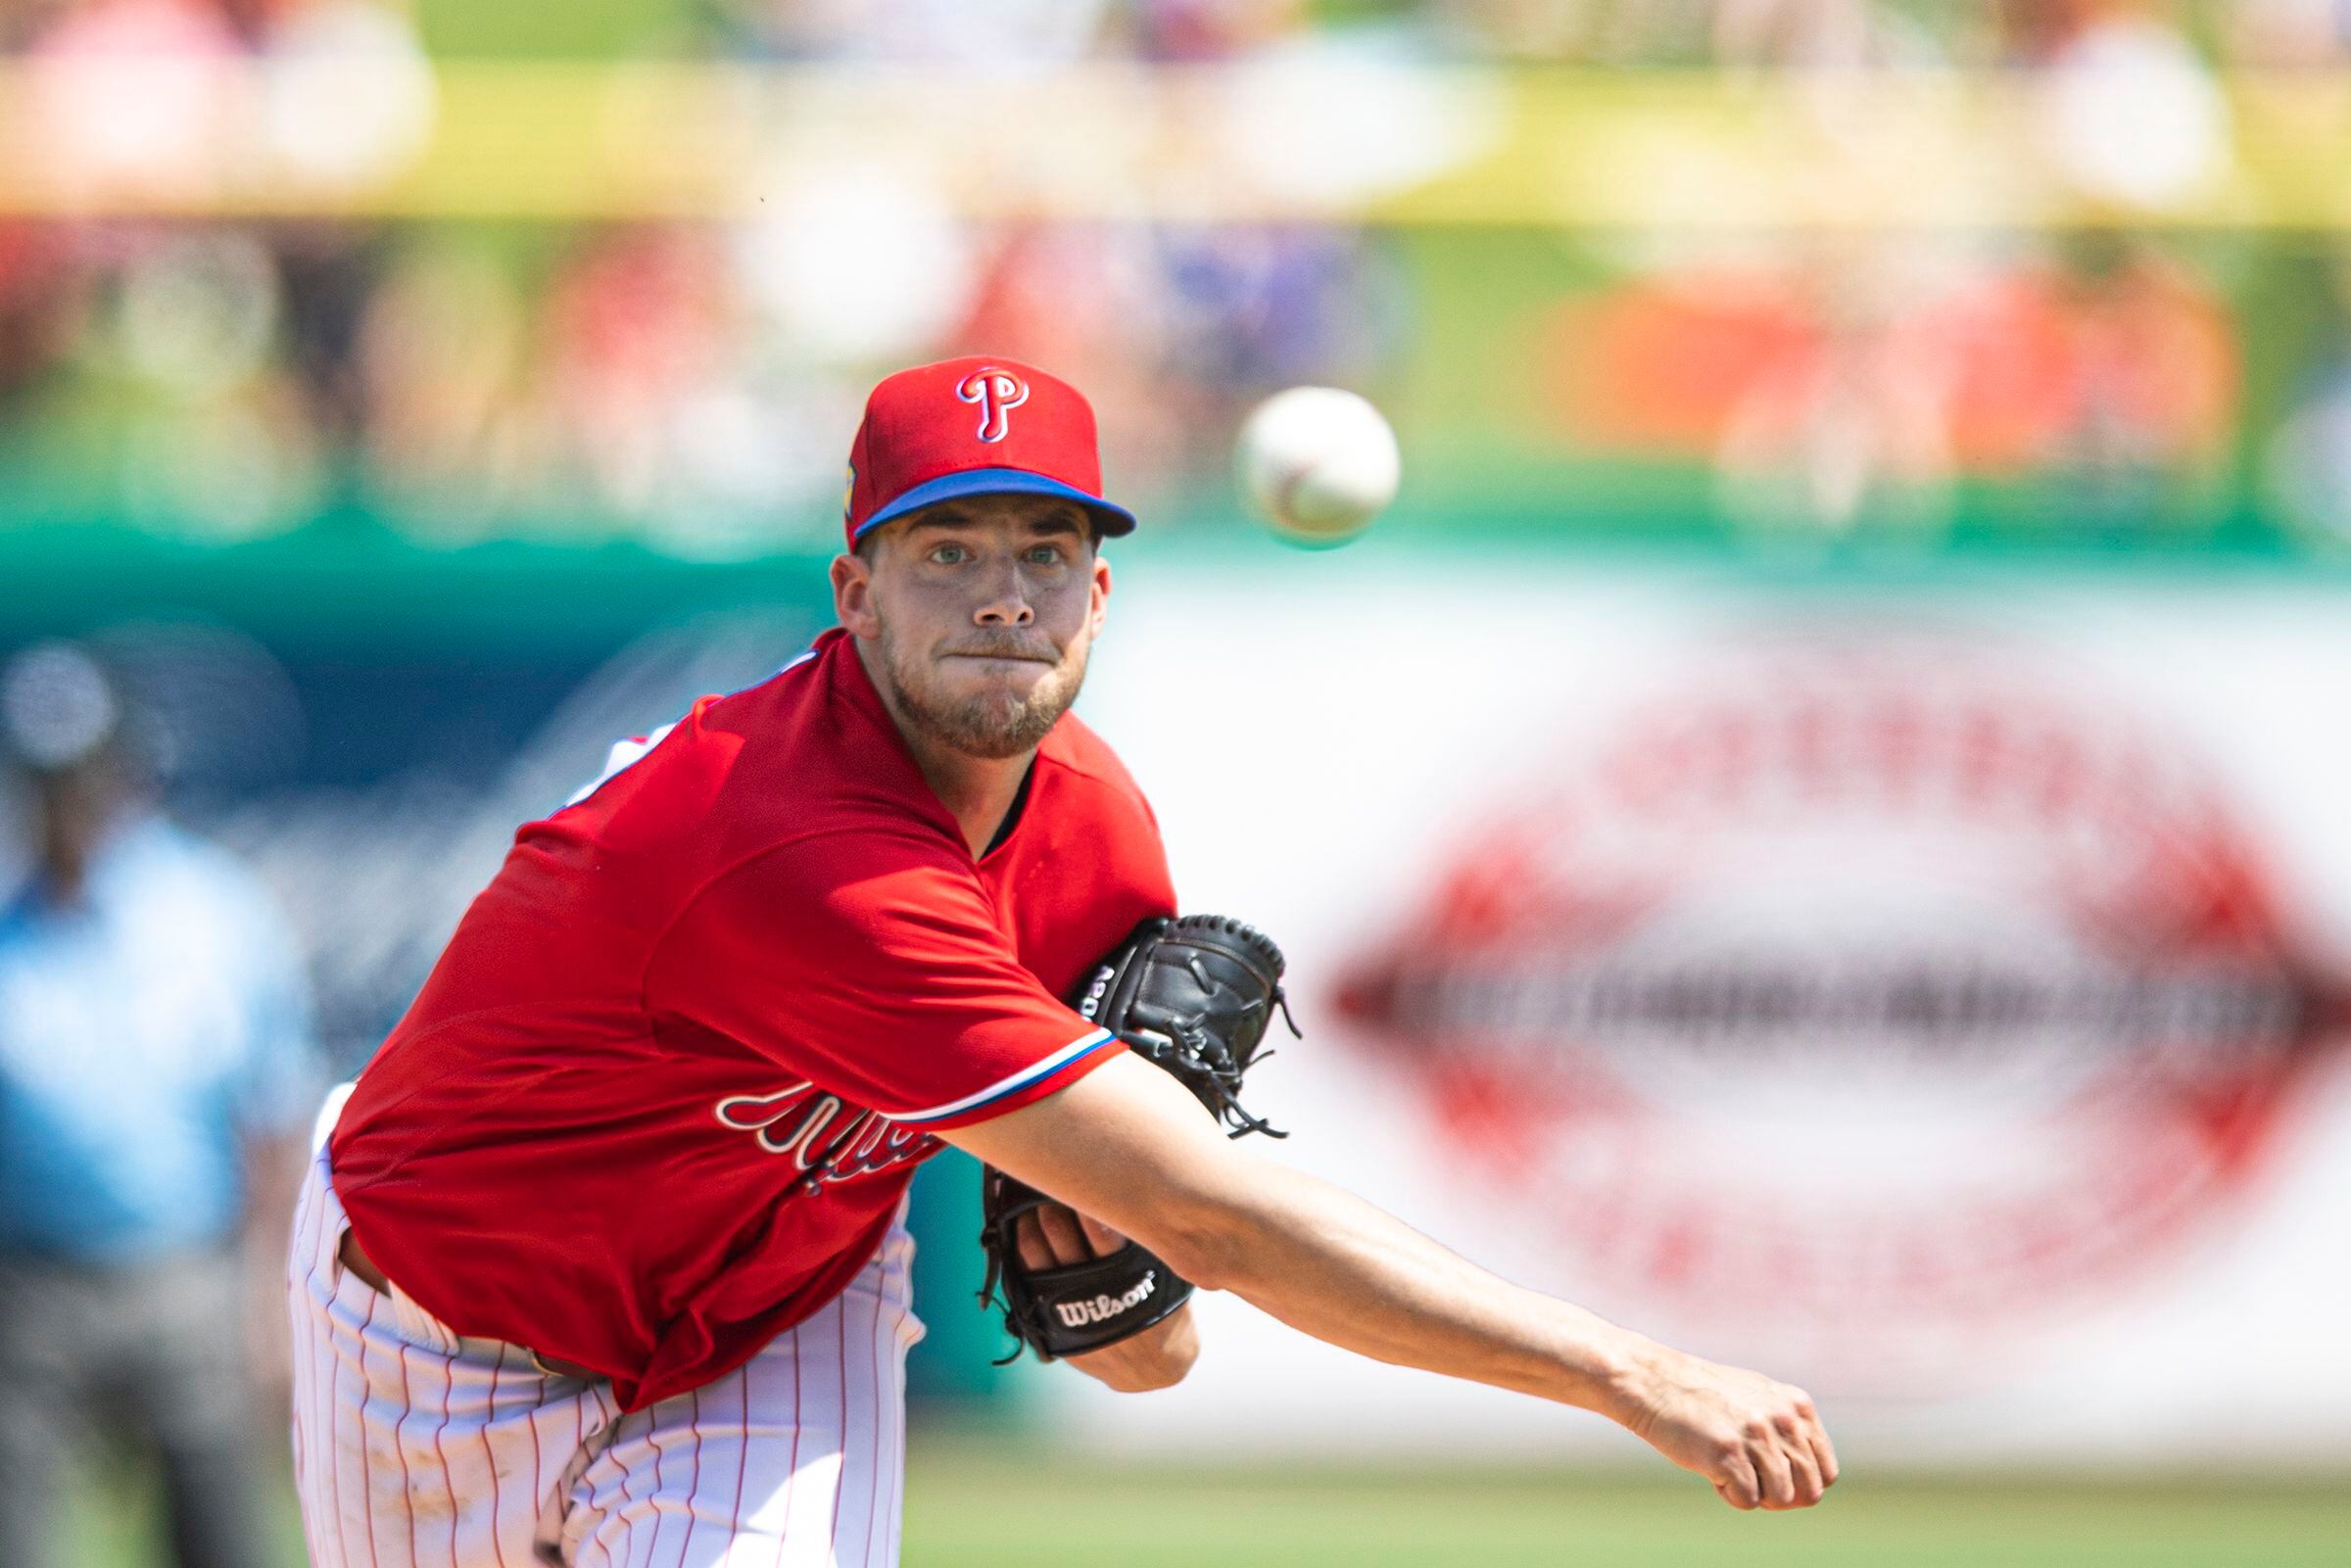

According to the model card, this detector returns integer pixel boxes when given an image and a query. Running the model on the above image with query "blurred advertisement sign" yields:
[1064,564,2351,1462]
[1333,641,2338,1387]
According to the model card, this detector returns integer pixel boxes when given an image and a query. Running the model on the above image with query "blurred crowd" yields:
[1437,0,2351,67]
[2,0,2351,552]
[0,211,1398,553]
[12,0,2331,93]
[698,0,2351,66]
[0,0,1409,553]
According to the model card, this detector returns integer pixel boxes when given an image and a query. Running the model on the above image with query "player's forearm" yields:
[947,1061,1643,1417]
[1162,1162,1644,1417]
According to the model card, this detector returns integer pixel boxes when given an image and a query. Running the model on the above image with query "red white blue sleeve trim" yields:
[888,1028,1118,1126]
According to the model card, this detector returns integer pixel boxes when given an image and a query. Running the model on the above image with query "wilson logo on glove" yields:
[1052,1274,1159,1330]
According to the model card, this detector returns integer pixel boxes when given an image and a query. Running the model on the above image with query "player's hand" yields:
[1013,1202,1200,1393]
[1608,1341,1838,1511]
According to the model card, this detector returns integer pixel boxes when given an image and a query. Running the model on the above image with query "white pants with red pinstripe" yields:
[286,1094,924,1567]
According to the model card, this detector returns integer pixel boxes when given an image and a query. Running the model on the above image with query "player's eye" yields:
[1024,545,1065,565]
[929,544,970,565]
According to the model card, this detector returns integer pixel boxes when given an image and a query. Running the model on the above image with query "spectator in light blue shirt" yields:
[0,640,323,1568]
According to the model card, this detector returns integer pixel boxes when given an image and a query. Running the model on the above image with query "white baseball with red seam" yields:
[1235,386,1400,546]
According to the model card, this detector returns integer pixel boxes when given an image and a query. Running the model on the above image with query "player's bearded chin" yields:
[878,625,1088,761]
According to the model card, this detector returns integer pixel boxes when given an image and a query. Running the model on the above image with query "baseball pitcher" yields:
[287,356,1836,1568]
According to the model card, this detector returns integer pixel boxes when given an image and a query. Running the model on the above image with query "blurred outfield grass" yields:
[899,1447,2350,1568]
[64,1443,2351,1566]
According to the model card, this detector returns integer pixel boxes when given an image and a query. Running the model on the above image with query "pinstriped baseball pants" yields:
[285,1103,924,1567]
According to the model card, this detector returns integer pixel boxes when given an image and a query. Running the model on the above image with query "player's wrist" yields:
[1068,1302,1199,1393]
[1552,1319,1655,1424]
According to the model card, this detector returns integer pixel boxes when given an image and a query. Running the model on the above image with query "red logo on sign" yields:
[956,367,1030,443]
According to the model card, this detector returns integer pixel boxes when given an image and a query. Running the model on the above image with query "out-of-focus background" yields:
[2,1,2349,1564]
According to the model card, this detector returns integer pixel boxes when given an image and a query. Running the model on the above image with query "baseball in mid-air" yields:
[1235,386,1400,546]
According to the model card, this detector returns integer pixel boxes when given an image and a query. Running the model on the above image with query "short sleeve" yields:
[647,829,1121,1130]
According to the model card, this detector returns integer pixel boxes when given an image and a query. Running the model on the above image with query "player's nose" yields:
[972,561,1034,627]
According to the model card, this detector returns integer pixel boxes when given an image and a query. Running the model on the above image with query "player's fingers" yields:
[1775,1419,1825,1508]
[1804,1405,1840,1488]
[1777,1386,1837,1489]
[1748,1432,1796,1510]
[1012,1212,1055,1272]
[1034,1202,1093,1265]
[1075,1212,1129,1256]
[1712,1449,1761,1510]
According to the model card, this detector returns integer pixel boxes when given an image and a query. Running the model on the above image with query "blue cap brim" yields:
[853,467,1137,544]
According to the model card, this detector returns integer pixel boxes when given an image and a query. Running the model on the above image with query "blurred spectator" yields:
[255,1,436,193]
[2028,234,2238,516]
[2267,247,2351,545]
[1431,0,1715,63]
[2026,3,2231,212]
[40,223,334,540]
[272,223,387,449]
[1131,0,1314,60]
[0,225,80,412]
[354,236,533,531]
[1708,239,1959,543]
[2223,0,2351,65]
[20,0,248,204]
[1711,0,1907,66]
[707,0,1117,62]
[0,641,322,1568]
[537,225,735,521]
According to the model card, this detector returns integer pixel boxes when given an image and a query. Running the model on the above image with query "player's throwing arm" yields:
[947,988,1838,1513]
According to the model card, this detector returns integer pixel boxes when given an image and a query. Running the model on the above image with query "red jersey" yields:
[329,628,1175,1410]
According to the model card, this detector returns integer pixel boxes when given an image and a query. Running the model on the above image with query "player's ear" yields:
[1089,550,1111,638]
[832,549,881,639]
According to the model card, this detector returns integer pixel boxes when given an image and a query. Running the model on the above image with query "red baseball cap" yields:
[843,355,1137,550]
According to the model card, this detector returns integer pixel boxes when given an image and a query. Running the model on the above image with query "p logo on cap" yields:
[843,355,1136,549]
[956,367,1030,443]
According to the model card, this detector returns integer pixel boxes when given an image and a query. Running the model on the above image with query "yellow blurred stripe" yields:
[1,62,2348,226]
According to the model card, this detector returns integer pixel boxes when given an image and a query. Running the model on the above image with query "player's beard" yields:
[878,626,1089,761]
